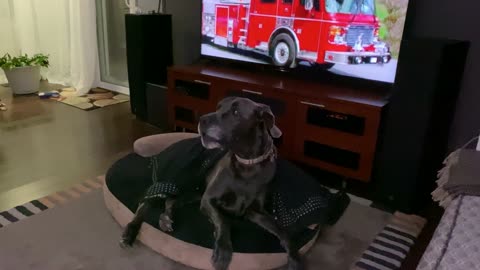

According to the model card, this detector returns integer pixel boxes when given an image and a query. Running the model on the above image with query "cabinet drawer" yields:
[175,77,211,98]
[305,105,365,135]
[293,98,381,181]
[293,138,374,181]
[168,73,218,107]
[168,104,213,132]
[296,98,380,147]
[303,141,360,170]
[298,98,377,134]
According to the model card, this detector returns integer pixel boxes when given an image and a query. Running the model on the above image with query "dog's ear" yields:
[259,105,282,138]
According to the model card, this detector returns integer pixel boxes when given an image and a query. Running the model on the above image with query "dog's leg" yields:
[159,198,175,232]
[159,193,202,232]
[246,211,303,270]
[120,201,152,248]
[201,198,232,270]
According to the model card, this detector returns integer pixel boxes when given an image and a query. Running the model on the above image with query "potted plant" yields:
[0,53,49,95]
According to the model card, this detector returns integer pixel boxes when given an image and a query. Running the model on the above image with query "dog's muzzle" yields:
[198,115,223,149]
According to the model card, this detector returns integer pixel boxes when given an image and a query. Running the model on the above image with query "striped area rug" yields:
[353,212,427,270]
[1,175,427,270]
[0,176,104,229]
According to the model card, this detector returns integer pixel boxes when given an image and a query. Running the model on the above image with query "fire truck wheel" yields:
[271,33,296,68]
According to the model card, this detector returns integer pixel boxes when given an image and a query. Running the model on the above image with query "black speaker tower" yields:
[125,14,173,120]
[373,38,470,213]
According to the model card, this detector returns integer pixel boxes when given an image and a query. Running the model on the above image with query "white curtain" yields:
[0,0,100,95]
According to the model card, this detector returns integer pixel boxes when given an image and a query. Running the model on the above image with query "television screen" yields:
[201,0,409,83]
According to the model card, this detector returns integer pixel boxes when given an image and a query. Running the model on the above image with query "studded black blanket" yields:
[140,137,349,232]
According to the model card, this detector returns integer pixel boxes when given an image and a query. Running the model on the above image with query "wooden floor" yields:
[0,82,161,211]
[0,82,439,269]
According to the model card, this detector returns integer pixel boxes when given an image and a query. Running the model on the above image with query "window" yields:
[283,0,293,3]
[300,0,320,11]
[325,0,375,15]
[261,0,276,3]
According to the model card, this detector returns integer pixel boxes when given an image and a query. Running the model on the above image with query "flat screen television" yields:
[201,0,410,83]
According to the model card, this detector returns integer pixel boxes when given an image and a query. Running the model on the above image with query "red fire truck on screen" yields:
[202,0,391,68]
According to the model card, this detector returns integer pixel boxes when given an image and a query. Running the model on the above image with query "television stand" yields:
[167,64,389,182]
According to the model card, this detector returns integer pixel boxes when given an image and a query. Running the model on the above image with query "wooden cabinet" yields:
[167,65,388,182]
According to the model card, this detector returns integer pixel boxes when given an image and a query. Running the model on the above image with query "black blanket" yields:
[141,137,349,232]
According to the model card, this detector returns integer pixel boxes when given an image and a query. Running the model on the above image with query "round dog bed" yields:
[103,134,321,270]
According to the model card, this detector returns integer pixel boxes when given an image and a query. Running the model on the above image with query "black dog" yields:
[198,97,302,270]
[120,97,303,270]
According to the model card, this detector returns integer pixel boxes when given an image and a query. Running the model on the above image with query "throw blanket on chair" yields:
[141,137,349,232]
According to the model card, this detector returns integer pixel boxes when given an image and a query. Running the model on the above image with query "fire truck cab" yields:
[202,0,391,68]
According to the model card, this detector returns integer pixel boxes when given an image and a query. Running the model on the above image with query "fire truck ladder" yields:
[238,11,249,47]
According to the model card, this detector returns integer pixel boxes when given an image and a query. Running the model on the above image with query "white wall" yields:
[0,1,19,83]
[137,0,158,12]
[138,0,201,65]
[0,2,17,55]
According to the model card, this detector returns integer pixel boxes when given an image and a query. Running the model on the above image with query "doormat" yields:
[0,176,105,228]
[51,87,129,111]
[353,212,427,270]
[0,175,426,270]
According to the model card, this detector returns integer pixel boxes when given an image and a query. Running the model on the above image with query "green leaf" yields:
[0,53,50,70]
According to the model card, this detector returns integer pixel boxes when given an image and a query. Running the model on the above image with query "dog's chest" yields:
[217,180,262,215]
[205,156,266,216]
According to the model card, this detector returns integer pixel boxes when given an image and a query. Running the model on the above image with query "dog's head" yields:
[198,97,282,153]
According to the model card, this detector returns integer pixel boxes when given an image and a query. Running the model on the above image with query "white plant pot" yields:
[3,66,41,95]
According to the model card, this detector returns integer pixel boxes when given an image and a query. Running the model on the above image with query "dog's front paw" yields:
[119,238,133,249]
[120,229,136,249]
[159,213,174,232]
[212,244,233,270]
[287,257,304,270]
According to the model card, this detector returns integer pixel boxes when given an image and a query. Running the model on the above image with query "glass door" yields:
[96,0,130,94]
